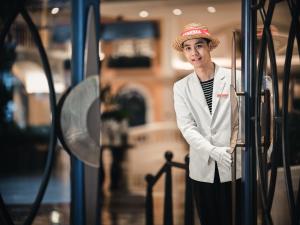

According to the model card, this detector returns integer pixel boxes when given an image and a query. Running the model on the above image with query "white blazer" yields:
[173,64,242,183]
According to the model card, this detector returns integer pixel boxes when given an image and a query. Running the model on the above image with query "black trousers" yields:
[191,166,241,225]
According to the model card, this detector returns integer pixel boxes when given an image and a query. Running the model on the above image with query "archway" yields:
[116,89,146,127]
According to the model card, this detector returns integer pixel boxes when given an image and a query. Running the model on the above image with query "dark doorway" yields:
[116,90,146,127]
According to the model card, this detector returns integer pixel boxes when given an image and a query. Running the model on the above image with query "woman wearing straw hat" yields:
[173,23,242,225]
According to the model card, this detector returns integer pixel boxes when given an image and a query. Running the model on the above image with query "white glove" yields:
[209,147,232,170]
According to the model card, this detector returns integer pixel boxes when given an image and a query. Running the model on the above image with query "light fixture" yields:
[50,210,61,224]
[51,7,59,15]
[25,72,65,94]
[100,52,105,61]
[139,10,149,18]
[172,8,182,16]
[207,6,216,13]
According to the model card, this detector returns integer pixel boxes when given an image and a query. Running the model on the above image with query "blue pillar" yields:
[70,0,100,225]
[242,0,257,225]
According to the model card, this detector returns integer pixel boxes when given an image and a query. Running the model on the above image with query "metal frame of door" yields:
[242,0,300,225]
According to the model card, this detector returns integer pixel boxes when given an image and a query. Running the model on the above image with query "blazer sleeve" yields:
[173,82,215,163]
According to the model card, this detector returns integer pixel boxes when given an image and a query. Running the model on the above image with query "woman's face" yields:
[182,38,212,69]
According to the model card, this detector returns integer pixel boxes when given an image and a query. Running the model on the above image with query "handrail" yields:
[145,151,193,225]
[231,30,237,225]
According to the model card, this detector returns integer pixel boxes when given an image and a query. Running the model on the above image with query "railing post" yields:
[145,174,154,225]
[184,155,194,225]
[164,151,173,225]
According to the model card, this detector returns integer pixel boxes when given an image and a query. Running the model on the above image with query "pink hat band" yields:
[172,23,220,51]
[181,28,210,37]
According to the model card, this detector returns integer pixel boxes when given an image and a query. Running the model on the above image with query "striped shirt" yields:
[200,78,214,114]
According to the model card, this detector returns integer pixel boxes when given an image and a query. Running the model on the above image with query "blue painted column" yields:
[242,0,257,225]
[70,0,100,225]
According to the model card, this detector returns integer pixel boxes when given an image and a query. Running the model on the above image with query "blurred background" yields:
[0,0,299,225]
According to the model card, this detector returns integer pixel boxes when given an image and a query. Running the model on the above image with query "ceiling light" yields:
[207,6,216,13]
[173,8,182,16]
[51,7,59,15]
[139,10,149,18]
[50,210,61,224]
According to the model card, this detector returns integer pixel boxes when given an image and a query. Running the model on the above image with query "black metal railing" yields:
[145,151,194,225]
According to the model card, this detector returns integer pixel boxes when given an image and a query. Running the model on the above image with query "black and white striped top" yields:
[200,78,214,114]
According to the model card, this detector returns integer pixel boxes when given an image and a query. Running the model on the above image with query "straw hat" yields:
[172,23,220,52]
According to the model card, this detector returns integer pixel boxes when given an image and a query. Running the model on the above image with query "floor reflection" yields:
[1,139,189,225]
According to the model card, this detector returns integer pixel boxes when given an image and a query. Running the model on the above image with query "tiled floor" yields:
[1,140,192,225]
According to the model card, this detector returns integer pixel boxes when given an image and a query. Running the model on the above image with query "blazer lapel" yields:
[212,65,226,116]
[190,72,211,117]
